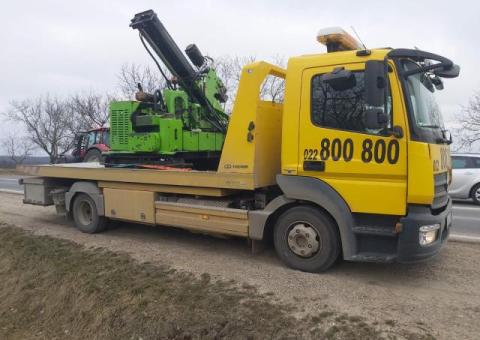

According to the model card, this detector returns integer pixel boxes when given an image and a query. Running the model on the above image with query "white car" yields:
[450,153,480,205]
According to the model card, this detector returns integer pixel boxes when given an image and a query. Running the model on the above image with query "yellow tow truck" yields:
[20,26,458,272]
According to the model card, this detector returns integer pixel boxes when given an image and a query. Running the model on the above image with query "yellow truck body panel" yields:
[218,62,286,188]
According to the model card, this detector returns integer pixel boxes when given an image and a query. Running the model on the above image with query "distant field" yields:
[0,156,51,169]
[0,169,21,175]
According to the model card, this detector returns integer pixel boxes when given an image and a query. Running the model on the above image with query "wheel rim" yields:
[77,201,93,226]
[287,222,320,258]
[475,187,480,201]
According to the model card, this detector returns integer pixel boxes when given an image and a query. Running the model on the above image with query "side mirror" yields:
[434,64,460,79]
[365,60,387,107]
[364,60,388,130]
[430,75,444,90]
[421,74,435,92]
[442,129,453,145]
[364,108,388,130]
[322,67,356,91]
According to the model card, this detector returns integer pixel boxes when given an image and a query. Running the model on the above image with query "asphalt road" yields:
[0,175,23,193]
[451,201,480,236]
[0,174,478,237]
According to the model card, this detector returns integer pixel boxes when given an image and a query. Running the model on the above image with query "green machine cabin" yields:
[107,10,229,168]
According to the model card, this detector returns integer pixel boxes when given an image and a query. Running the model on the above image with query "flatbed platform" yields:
[17,63,286,197]
[19,163,257,197]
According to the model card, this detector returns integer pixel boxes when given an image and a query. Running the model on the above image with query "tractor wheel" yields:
[83,149,103,163]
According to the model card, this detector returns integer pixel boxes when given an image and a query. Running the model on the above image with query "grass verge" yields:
[0,168,22,176]
[0,225,434,339]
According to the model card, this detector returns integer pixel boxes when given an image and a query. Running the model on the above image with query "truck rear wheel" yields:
[273,206,340,272]
[72,193,107,233]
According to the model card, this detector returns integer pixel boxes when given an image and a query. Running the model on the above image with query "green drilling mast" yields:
[106,10,229,169]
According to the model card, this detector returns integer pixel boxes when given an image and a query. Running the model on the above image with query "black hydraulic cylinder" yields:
[130,10,212,111]
[185,44,205,68]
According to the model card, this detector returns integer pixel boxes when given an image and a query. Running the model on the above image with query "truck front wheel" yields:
[72,193,107,234]
[273,206,340,272]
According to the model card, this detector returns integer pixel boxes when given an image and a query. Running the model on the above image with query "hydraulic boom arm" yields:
[130,10,228,132]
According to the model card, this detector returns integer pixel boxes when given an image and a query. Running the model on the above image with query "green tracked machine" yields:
[106,10,229,169]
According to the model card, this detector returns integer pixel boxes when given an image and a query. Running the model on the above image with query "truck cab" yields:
[278,34,455,264]
[219,28,457,269]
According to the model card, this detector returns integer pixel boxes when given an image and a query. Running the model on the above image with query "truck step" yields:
[154,200,249,237]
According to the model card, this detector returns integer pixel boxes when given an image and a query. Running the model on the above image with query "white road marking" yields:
[453,206,480,212]
[449,233,480,243]
[0,189,22,195]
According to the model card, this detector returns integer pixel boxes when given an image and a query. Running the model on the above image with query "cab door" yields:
[298,62,408,215]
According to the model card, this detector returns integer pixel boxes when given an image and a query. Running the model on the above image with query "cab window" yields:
[311,71,392,135]
[102,130,110,146]
[472,158,480,169]
[87,131,96,147]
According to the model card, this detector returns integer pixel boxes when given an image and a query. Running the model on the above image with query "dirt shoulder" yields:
[0,225,432,340]
[1,192,479,339]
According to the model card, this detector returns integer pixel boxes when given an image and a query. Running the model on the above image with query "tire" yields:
[273,206,340,272]
[471,183,480,205]
[83,149,103,163]
[72,193,107,233]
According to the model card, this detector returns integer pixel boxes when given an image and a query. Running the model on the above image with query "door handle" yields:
[465,172,473,175]
[303,161,325,172]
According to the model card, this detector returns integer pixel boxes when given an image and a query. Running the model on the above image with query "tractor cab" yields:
[72,127,110,162]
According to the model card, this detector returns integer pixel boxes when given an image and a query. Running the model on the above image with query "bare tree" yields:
[259,55,287,103]
[457,91,480,151]
[69,92,115,129]
[118,56,286,114]
[213,55,286,112]
[213,56,255,112]
[117,63,168,99]
[2,134,35,166]
[6,96,78,163]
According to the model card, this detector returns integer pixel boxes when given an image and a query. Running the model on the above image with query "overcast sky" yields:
[1,0,479,153]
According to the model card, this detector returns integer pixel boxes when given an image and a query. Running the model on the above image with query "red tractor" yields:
[72,127,110,162]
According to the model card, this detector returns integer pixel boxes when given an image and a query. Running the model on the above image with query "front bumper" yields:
[397,200,452,262]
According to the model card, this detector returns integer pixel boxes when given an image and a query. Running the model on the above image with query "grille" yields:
[110,109,129,146]
[432,172,448,210]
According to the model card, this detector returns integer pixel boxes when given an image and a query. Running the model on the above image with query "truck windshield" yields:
[402,60,444,130]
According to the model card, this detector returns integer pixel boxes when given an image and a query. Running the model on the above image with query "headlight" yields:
[419,224,440,246]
